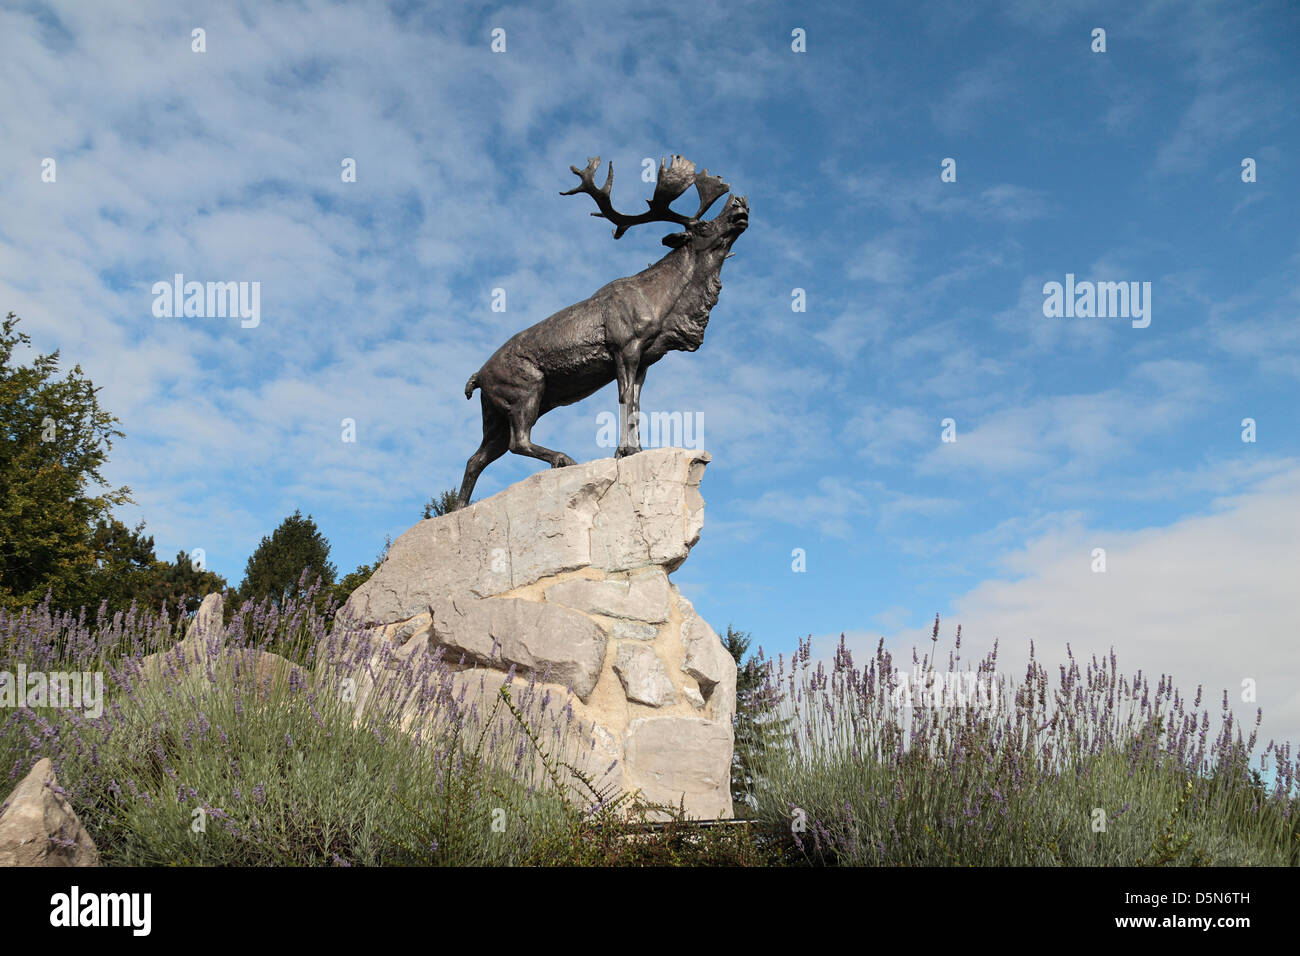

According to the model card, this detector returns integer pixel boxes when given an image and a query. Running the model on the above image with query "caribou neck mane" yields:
[652,245,725,352]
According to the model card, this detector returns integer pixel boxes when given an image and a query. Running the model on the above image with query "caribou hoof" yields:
[551,454,577,468]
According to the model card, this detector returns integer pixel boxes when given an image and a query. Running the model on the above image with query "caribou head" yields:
[563,153,748,250]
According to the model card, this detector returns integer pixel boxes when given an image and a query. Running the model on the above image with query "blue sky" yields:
[3,1,1298,750]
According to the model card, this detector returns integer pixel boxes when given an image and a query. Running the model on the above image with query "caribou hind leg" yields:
[507,389,577,469]
[456,399,509,509]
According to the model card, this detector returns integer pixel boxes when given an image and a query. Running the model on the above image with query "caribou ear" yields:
[662,231,690,248]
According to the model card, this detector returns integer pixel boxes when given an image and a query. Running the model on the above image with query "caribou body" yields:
[455,155,748,509]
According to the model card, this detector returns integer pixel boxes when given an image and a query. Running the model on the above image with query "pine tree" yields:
[139,549,228,618]
[238,510,336,606]
[422,488,463,519]
[85,517,161,612]
[722,624,789,815]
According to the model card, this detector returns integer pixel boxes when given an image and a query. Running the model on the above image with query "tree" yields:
[422,488,464,519]
[0,313,133,611]
[722,624,788,815]
[238,510,336,606]
[84,516,160,612]
[0,312,232,618]
[138,549,228,618]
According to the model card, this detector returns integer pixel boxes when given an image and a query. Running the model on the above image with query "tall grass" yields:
[742,619,1299,865]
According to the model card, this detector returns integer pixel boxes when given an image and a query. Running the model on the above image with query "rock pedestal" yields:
[331,447,736,818]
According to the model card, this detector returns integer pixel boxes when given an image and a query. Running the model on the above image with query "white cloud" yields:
[916,360,1211,478]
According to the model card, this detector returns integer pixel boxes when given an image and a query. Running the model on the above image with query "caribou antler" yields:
[562,155,730,239]
[691,168,730,219]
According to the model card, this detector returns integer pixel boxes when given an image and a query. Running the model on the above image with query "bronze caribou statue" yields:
[455,154,749,509]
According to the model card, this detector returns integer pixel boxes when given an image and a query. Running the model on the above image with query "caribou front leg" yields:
[614,345,643,459]
[629,363,648,451]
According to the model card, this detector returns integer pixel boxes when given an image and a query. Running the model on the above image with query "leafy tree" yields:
[722,624,789,815]
[0,312,133,611]
[238,509,336,607]
[422,488,464,519]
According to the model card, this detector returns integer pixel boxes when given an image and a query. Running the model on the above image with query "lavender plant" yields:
[0,584,616,865]
[743,618,1299,866]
